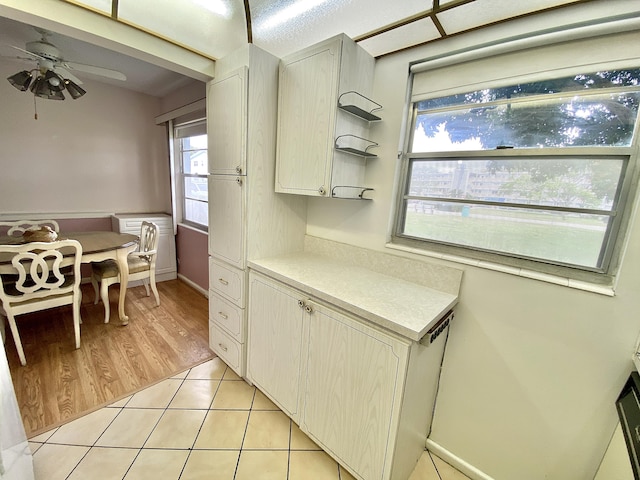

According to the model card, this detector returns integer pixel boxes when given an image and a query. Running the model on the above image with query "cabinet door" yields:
[155,229,177,279]
[301,302,409,480]
[208,174,245,268]
[207,67,248,175]
[247,273,306,420]
[275,38,341,196]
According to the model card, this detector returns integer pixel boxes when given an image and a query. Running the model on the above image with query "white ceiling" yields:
[0,0,628,98]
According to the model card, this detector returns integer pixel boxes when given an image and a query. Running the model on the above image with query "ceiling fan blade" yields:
[61,61,127,81]
[53,66,84,85]
[0,53,36,64]
[8,44,46,61]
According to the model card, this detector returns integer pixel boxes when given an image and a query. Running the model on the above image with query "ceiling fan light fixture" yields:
[44,69,64,92]
[47,89,65,101]
[7,70,33,91]
[31,75,64,100]
[63,79,86,99]
[29,75,45,94]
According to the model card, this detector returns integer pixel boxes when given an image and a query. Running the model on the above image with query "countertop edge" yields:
[249,254,458,342]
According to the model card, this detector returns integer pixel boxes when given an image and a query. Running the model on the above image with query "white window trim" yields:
[386,242,615,296]
[172,118,208,232]
[388,24,640,296]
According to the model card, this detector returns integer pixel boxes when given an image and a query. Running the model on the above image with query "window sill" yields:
[385,242,615,297]
[177,222,208,234]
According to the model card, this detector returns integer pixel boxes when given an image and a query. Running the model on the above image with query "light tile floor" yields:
[29,358,470,480]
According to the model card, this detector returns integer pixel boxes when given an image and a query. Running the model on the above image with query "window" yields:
[174,120,208,229]
[394,69,640,278]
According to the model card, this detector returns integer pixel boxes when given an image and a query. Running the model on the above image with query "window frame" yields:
[173,119,208,232]
[391,74,640,285]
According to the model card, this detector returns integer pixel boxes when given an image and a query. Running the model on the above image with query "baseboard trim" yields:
[178,274,208,297]
[81,275,207,298]
[426,439,494,480]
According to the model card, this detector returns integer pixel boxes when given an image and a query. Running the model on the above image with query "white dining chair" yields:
[0,219,60,237]
[0,239,83,366]
[90,221,160,323]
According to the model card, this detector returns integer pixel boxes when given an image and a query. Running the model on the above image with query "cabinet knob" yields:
[298,299,305,308]
[235,166,242,174]
[218,343,228,352]
[304,304,313,314]
[318,186,326,195]
[236,177,243,186]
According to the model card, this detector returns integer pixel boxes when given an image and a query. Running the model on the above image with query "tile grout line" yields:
[177,367,227,479]
[30,359,231,480]
[51,394,135,480]
[117,367,192,479]
[33,359,391,480]
[287,418,292,480]
[429,451,444,480]
[232,366,255,480]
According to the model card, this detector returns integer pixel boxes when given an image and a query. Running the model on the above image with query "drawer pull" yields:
[304,304,313,314]
[298,299,305,308]
[218,311,228,319]
[218,343,228,352]
[218,278,229,285]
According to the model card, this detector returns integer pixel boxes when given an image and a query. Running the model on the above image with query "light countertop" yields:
[249,252,458,342]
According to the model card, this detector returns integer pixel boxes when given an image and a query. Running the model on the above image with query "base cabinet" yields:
[302,301,409,480]
[111,213,177,283]
[247,270,449,480]
[247,274,305,420]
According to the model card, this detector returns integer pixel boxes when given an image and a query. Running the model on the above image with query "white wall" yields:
[305,30,640,480]
[159,79,206,115]
[0,61,171,215]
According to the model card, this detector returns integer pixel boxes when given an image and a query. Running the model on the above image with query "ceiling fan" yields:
[4,28,127,100]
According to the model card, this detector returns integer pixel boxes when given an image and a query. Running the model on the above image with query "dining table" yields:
[0,231,139,325]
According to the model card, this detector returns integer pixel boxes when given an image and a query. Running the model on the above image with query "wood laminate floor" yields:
[5,279,213,438]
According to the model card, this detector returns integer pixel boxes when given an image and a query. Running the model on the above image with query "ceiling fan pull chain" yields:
[33,95,38,120]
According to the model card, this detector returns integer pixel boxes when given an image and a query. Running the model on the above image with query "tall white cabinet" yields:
[207,44,307,377]
[275,33,381,199]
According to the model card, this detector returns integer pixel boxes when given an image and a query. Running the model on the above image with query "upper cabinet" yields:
[275,34,381,199]
[207,66,248,175]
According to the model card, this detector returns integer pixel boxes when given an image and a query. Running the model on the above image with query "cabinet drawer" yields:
[209,291,244,342]
[210,323,244,377]
[209,257,245,307]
